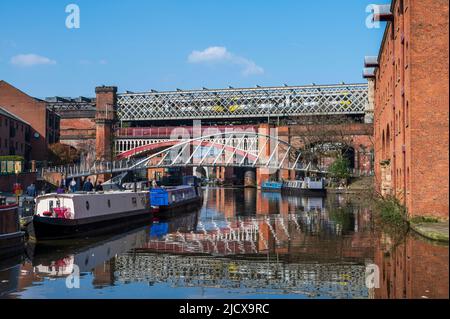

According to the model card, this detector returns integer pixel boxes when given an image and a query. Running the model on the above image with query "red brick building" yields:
[366,0,449,218]
[0,80,60,162]
[0,107,31,160]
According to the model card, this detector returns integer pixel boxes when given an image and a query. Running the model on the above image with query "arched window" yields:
[386,125,391,157]
[406,101,410,127]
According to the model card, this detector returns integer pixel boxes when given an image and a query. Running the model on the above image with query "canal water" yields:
[0,188,448,299]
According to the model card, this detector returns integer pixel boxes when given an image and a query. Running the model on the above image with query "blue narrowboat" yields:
[261,181,283,192]
[149,176,203,215]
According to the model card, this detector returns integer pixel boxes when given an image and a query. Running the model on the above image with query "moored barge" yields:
[282,177,326,196]
[32,190,151,241]
[0,198,25,259]
[261,181,283,192]
[150,176,203,216]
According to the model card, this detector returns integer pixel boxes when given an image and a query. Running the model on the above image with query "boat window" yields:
[86,201,90,210]
[172,194,176,202]
[132,197,137,207]
[107,199,111,208]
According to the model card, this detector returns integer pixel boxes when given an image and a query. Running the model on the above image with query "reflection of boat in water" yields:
[30,225,150,277]
[30,210,200,277]
[0,262,21,298]
[0,198,25,259]
[32,190,151,241]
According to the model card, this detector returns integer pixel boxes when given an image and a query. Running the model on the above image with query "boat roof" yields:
[36,190,148,199]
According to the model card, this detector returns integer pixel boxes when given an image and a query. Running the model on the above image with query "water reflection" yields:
[0,188,448,299]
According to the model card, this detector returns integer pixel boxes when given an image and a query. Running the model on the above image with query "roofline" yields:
[118,83,369,96]
[0,106,31,126]
[375,0,396,77]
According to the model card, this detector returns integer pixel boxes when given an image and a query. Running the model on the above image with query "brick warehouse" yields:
[365,0,449,218]
[0,80,60,162]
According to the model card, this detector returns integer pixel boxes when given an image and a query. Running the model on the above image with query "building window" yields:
[405,41,409,68]
[406,101,410,128]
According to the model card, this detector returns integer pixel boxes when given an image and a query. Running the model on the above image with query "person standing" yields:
[69,178,77,193]
[26,183,37,197]
[83,178,94,192]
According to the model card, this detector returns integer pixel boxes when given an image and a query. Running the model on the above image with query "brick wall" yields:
[373,0,449,218]
[0,81,59,161]
[0,112,30,159]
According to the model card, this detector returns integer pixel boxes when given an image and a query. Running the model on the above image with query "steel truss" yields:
[41,132,326,179]
[116,83,369,121]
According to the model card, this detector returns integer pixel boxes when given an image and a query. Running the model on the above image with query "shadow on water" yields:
[0,187,448,299]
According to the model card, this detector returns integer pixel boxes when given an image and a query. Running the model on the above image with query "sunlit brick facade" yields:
[370,0,449,218]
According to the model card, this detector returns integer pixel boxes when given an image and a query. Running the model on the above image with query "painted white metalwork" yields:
[117,83,369,121]
[41,132,327,179]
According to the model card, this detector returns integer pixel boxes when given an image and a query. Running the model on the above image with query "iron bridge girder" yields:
[116,84,369,121]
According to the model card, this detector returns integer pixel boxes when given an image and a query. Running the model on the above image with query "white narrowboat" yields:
[32,190,150,240]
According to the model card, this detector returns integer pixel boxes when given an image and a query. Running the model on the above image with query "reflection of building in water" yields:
[374,233,449,299]
[0,264,20,298]
[92,259,116,289]
[121,208,375,297]
[114,253,370,298]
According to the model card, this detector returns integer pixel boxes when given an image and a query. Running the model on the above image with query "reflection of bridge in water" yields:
[114,253,370,298]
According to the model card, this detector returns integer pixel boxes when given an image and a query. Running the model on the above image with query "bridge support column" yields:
[256,124,273,188]
[95,86,117,183]
[278,126,290,182]
[256,168,271,189]
[289,170,296,181]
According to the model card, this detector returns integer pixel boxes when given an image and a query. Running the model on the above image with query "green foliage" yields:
[375,196,407,227]
[328,156,351,180]
[372,196,410,247]
[410,216,440,224]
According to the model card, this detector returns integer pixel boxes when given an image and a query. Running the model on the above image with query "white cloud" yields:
[10,54,56,67]
[188,46,264,76]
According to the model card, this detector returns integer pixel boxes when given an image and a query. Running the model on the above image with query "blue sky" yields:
[0,0,389,98]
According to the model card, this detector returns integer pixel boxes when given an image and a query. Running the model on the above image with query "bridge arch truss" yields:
[42,132,326,179]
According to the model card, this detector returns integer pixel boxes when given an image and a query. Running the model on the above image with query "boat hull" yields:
[282,188,327,196]
[152,197,203,218]
[32,208,153,241]
[0,232,25,259]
